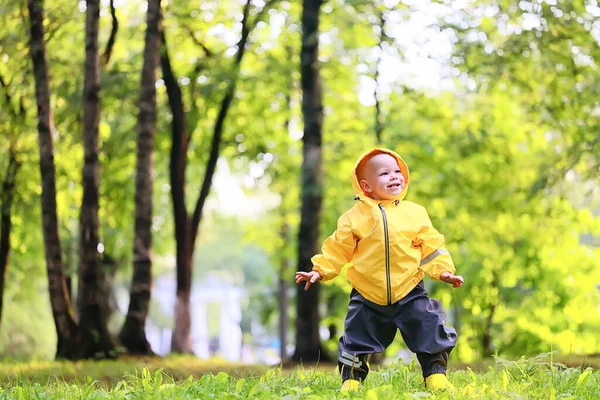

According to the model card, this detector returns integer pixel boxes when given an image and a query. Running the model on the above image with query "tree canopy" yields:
[0,0,598,362]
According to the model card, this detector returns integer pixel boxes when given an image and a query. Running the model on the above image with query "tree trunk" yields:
[119,0,162,355]
[27,0,79,359]
[161,0,255,354]
[482,271,499,357]
[160,31,194,354]
[373,11,387,146]
[172,285,193,353]
[0,147,19,327]
[99,254,119,323]
[279,219,290,363]
[293,0,328,362]
[78,0,115,359]
[482,302,496,358]
[278,69,295,364]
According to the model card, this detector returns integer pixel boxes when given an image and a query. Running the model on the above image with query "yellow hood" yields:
[351,148,411,202]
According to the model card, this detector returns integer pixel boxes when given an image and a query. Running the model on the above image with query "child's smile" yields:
[386,181,404,194]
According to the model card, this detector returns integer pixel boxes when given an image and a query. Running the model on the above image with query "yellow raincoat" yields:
[311,148,456,306]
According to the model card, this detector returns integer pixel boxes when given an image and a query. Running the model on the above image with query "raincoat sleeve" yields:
[413,207,456,280]
[311,212,357,281]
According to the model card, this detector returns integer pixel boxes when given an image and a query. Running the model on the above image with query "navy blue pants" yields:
[338,281,457,381]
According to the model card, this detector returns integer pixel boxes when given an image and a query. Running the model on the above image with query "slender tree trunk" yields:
[64,222,77,302]
[161,0,256,354]
[78,0,115,359]
[0,147,19,327]
[172,276,193,354]
[101,0,119,67]
[451,295,461,337]
[373,11,386,146]
[119,0,162,355]
[160,32,194,354]
[482,303,496,357]
[27,0,79,359]
[293,0,328,362]
[91,0,119,324]
[279,59,294,364]
[482,271,499,357]
[279,218,290,363]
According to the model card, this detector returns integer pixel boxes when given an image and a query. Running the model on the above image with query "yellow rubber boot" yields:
[425,373,454,391]
[341,379,360,391]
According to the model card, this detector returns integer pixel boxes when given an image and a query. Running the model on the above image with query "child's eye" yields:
[395,170,401,173]
[381,172,388,176]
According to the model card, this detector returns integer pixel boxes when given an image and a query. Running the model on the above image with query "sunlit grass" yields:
[0,353,598,399]
[0,355,268,387]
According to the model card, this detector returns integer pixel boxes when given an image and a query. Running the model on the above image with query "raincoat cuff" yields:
[312,266,331,282]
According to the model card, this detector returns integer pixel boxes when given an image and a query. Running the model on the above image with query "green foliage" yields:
[0,291,55,361]
[449,0,600,188]
[1,0,599,363]
[378,88,600,360]
[421,0,600,360]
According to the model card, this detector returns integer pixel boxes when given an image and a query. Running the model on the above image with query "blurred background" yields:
[0,0,599,367]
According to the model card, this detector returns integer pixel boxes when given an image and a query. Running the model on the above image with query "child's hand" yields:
[295,271,322,291]
[440,272,464,288]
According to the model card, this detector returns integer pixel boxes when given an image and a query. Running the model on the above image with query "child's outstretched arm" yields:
[305,212,357,284]
[414,207,464,287]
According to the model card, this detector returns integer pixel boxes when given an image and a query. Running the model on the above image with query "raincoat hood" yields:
[351,148,411,202]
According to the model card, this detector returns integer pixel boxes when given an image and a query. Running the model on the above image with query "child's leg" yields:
[393,281,457,378]
[338,289,396,382]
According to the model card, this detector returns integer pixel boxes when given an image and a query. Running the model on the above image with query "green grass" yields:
[0,353,598,399]
[0,355,268,387]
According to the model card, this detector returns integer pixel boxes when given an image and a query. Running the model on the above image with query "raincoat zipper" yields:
[378,203,392,305]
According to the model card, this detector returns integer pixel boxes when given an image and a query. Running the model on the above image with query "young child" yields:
[296,148,464,391]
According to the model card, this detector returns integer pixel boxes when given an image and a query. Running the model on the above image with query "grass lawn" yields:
[0,353,598,399]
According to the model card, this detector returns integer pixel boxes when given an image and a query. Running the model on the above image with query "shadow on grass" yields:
[0,355,267,388]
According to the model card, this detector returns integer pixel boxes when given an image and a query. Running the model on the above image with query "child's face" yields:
[359,154,405,200]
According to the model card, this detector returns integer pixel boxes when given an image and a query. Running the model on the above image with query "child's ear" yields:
[360,179,371,193]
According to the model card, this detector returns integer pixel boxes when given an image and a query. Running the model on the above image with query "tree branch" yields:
[160,30,191,277]
[160,32,187,152]
[102,0,119,66]
[190,0,254,244]
[373,11,386,145]
[185,26,213,57]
